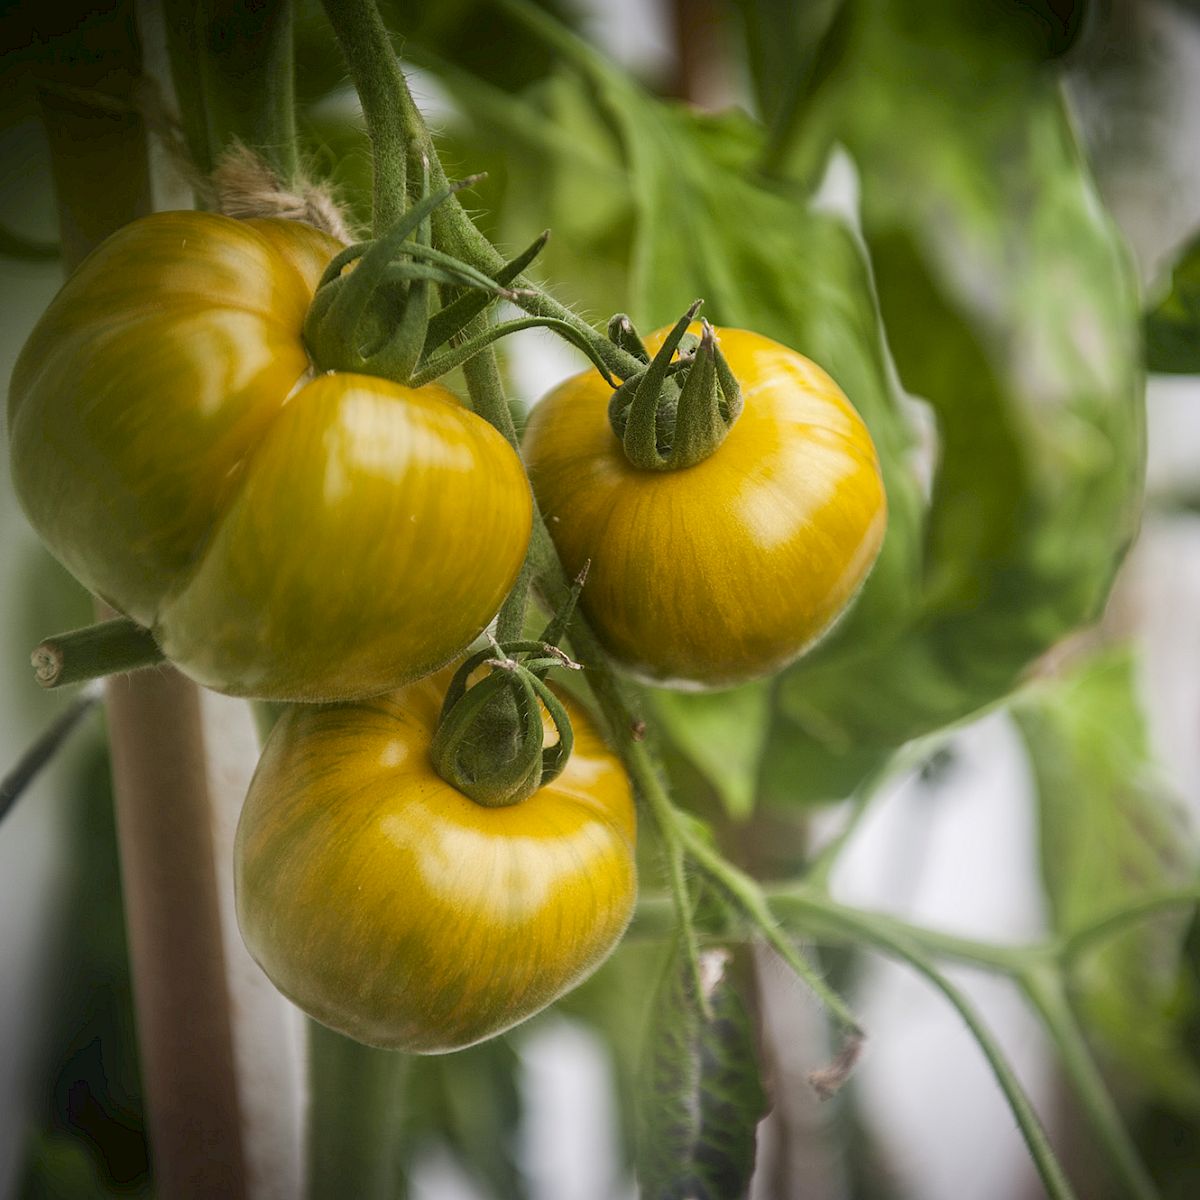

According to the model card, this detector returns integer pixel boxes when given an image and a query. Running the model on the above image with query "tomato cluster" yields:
[9,210,886,1051]
[8,212,532,702]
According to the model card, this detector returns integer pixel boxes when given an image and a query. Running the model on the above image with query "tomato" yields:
[522,326,887,688]
[7,211,533,700]
[234,668,637,1052]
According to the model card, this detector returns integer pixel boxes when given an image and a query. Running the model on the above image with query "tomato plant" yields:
[5,1,1197,1199]
[524,324,887,687]
[7,210,533,700]
[234,666,637,1052]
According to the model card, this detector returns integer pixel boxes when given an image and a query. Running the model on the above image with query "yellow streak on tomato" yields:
[235,671,637,1053]
[158,373,533,699]
[523,326,888,688]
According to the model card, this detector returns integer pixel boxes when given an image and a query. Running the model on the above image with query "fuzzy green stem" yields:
[344,0,859,1068]
[319,0,408,231]
[1022,969,1160,1200]
[33,618,165,689]
[827,913,1077,1199]
[495,559,533,642]
[458,298,855,1049]
[672,805,863,1039]
[1057,889,1200,965]
[630,887,1044,976]
[319,0,639,381]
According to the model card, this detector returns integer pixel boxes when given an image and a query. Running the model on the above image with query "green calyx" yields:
[607,302,743,471]
[303,166,522,383]
[429,640,579,808]
[430,575,586,809]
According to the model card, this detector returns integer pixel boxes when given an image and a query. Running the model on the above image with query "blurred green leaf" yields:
[407,0,1143,810]
[637,945,767,1200]
[1144,232,1200,373]
[19,1132,111,1200]
[554,938,669,1168]
[307,1025,410,1200]
[652,683,771,821]
[731,0,842,127]
[1130,909,1200,1199]
[405,1040,528,1200]
[767,0,1144,789]
[1013,648,1200,1112]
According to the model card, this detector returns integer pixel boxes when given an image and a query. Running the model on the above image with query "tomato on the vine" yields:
[522,326,887,689]
[235,668,637,1052]
[7,211,532,701]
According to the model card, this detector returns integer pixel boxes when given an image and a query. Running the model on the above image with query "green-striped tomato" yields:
[523,326,887,688]
[235,668,637,1051]
[8,211,532,700]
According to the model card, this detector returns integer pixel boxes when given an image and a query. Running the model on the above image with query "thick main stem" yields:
[320,0,407,230]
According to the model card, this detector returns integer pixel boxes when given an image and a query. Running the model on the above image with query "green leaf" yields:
[418,0,1143,806]
[652,682,771,821]
[1013,648,1200,1112]
[767,0,1145,782]
[637,945,768,1200]
[1144,232,1200,373]
[19,1132,114,1200]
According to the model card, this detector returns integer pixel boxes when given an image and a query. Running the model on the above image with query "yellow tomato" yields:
[7,211,532,700]
[235,669,637,1051]
[523,326,887,688]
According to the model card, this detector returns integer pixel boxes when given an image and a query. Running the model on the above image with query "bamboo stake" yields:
[36,5,251,1195]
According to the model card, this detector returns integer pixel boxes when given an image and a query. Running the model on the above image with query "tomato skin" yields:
[235,670,637,1052]
[523,326,887,688]
[7,211,532,700]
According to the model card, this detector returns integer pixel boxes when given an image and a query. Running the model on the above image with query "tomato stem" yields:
[319,0,641,382]
[32,617,165,689]
[319,0,409,232]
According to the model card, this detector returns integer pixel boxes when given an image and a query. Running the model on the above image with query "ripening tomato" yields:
[235,668,637,1052]
[522,326,887,689]
[7,211,532,700]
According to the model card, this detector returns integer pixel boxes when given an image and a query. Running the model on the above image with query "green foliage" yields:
[307,1029,529,1200]
[652,683,771,821]
[637,945,767,1200]
[1144,233,1200,373]
[1015,649,1200,1113]
[764,0,1145,797]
